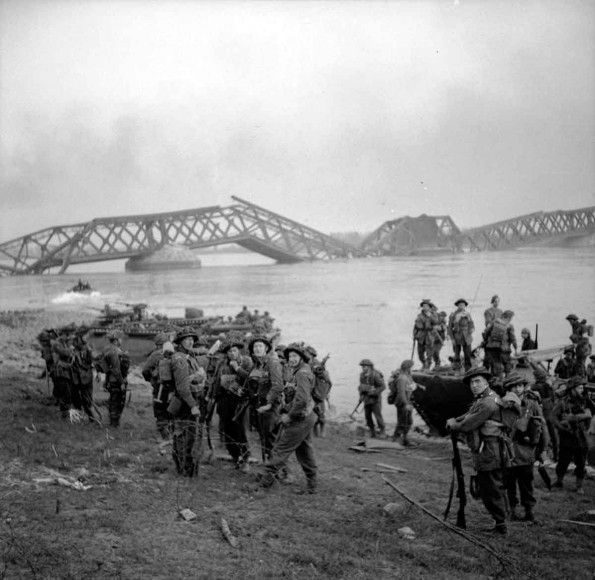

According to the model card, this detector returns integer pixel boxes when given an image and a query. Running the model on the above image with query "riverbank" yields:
[0,309,594,579]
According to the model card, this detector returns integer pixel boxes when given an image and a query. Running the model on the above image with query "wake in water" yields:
[51,291,103,305]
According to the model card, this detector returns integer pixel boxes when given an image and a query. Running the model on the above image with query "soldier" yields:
[52,327,75,418]
[482,310,517,379]
[448,298,475,373]
[141,333,171,439]
[554,347,577,379]
[214,339,253,471]
[305,345,332,438]
[501,372,548,524]
[528,358,559,461]
[37,328,57,380]
[248,336,284,462]
[261,343,318,494]
[358,359,386,438]
[431,311,448,370]
[413,299,438,370]
[587,354,595,383]
[388,359,416,446]
[551,376,592,494]
[170,328,206,477]
[484,295,503,327]
[520,328,537,351]
[71,326,97,422]
[446,368,511,536]
[102,330,128,428]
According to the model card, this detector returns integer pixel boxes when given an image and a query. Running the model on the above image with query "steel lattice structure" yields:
[459,206,595,251]
[0,197,361,275]
[361,215,462,255]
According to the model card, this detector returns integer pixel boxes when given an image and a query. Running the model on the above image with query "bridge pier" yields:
[125,245,202,272]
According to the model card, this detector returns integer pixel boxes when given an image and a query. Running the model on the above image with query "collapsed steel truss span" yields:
[459,206,595,251]
[0,197,360,275]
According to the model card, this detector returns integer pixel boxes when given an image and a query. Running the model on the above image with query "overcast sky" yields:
[1,0,594,242]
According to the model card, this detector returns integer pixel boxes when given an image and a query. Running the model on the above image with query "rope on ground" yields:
[382,476,528,579]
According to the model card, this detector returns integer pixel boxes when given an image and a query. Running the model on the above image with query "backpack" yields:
[95,350,131,378]
[489,319,508,345]
[312,367,332,404]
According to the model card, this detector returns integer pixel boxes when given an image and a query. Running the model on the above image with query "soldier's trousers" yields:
[107,382,126,427]
[477,468,508,525]
[152,383,171,437]
[218,394,249,464]
[52,377,72,417]
[364,401,385,436]
[73,380,95,420]
[453,343,472,371]
[506,464,536,509]
[265,412,317,483]
[556,446,587,481]
[172,415,200,477]
[395,404,412,438]
[252,406,279,461]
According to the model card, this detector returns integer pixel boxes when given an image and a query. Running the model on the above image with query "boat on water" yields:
[410,344,573,436]
[67,279,94,294]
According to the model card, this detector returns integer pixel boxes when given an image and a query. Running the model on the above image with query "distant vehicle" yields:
[67,279,94,293]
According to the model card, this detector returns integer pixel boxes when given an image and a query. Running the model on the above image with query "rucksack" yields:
[95,350,131,378]
[489,319,508,345]
[312,367,332,403]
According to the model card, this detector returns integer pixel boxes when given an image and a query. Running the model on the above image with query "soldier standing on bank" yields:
[446,368,511,536]
[103,330,127,428]
[388,359,416,446]
[141,333,171,439]
[261,343,318,494]
[249,336,284,462]
[52,327,75,419]
[71,326,97,422]
[448,298,475,373]
[214,339,253,471]
[358,359,386,438]
[170,328,206,477]
[551,376,592,494]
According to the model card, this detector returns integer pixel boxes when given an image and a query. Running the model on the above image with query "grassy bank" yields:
[0,311,593,579]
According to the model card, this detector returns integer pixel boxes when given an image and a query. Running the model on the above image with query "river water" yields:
[1,247,593,418]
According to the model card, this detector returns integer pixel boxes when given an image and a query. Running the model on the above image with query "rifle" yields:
[535,323,539,350]
[444,432,467,529]
[203,340,222,451]
[410,338,416,361]
[349,398,363,420]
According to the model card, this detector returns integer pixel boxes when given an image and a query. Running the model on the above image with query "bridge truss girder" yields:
[361,215,462,255]
[0,198,361,275]
[459,206,595,251]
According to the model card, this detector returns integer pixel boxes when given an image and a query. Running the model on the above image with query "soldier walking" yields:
[388,359,416,446]
[358,359,386,438]
[413,299,438,371]
[261,343,318,494]
[446,368,511,536]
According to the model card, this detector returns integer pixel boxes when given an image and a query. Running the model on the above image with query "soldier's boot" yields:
[576,478,585,495]
[306,476,317,494]
[260,471,276,489]
[523,507,536,523]
[510,506,523,521]
[369,427,376,439]
[391,427,400,442]
[553,478,564,489]
[377,427,386,439]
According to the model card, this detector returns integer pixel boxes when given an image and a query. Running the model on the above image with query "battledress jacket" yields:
[448,310,475,346]
[358,369,386,406]
[215,355,253,398]
[451,388,505,472]
[142,348,163,389]
[103,343,124,386]
[285,361,315,422]
[171,347,205,410]
[551,394,592,450]
[235,353,284,406]
[394,373,414,408]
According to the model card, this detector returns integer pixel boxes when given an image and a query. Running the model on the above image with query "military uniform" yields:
[551,378,592,493]
[142,334,171,439]
[390,363,415,445]
[413,306,438,370]
[262,344,317,492]
[52,333,74,418]
[358,361,386,437]
[214,345,253,468]
[448,369,510,534]
[483,315,516,378]
[448,301,475,372]
[71,332,96,421]
[103,339,126,428]
[170,337,206,477]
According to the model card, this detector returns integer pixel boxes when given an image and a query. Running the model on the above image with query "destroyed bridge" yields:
[0,197,594,274]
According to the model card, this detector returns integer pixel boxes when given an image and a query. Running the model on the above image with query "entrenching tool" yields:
[349,399,363,421]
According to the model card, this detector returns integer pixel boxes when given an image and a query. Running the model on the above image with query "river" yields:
[0,247,593,419]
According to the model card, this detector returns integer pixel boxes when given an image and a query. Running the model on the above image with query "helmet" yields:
[154,332,168,346]
[221,339,245,353]
[284,343,310,363]
[566,314,578,320]
[359,358,374,367]
[454,298,468,306]
[400,359,414,372]
[304,345,318,358]
[419,298,432,307]
[490,295,499,304]
[502,310,515,318]
[567,376,587,390]
[248,336,272,354]
[174,328,199,344]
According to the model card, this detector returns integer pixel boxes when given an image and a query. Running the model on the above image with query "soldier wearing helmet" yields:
[261,343,318,494]
[51,326,76,419]
[142,332,172,439]
[170,328,206,477]
[388,359,417,446]
[213,338,253,471]
[357,359,386,438]
[413,299,438,371]
[103,330,127,428]
[448,298,475,374]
